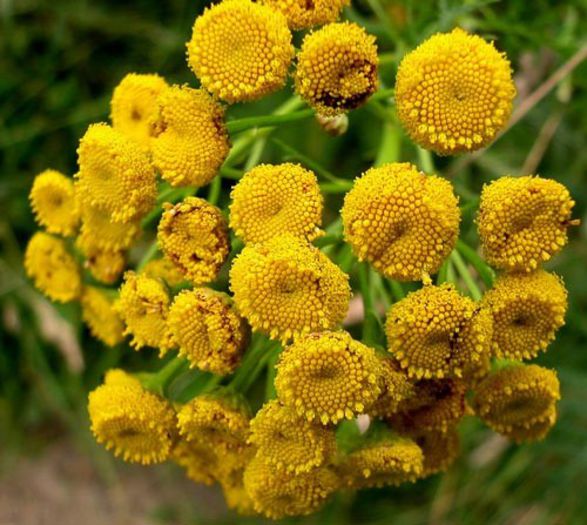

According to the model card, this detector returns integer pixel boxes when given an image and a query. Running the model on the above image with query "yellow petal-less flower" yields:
[115,271,172,350]
[295,22,378,116]
[472,364,560,435]
[342,163,460,281]
[150,85,230,187]
[482,270,567,360]
[395,28,516,155]
[24,232,81,303]
[388,379,467,434]
[80,245,126,285]
[275,331,382,424]
[221,471,258,516]
[386,284,493,379]
[249,400,336,474]
[187,0,294,103]
[88,370,176,464]
[75,123,157,223]
[501,405,557,444]
[229,163,324,245]
[168,288,249,374]
[110,73,168,147]
[142,257,185,287]
[477,176,576,272]
[369,357,414,419]
[29,169,80,236]
[158,197,230,285]
[77,204,142,252]
[258,0,349,29]
[80,286,124,347]
[230,235,350,342]
[172,440,221,485]
[176,394,251,451]
[243,455,338,519]
[339,435,424,489]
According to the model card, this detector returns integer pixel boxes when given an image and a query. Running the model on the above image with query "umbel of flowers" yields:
[24,0,577,520]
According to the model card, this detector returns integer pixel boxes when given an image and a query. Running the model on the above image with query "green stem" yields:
[369,87,396,102]
[320,181,354,194]
[358,264,380,347]
[220,166,243,180]
[365,0,399,42]
[228,337,274,392]
[226,109,314,134]
[136,240,159,272]
[375,121,401,167]
[456,240,495,288]
[207,175,222,206]
[450,250,483,301]
[143,357,188,396]
[417,147,435,173]
[437,259,449,285]
[389,280,406,301]
[314,234,342,248]
[244,135,267,171]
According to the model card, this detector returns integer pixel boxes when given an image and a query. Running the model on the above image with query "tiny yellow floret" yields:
[258,0,349,29]
[110,73,168,147]
[75,123,156,223]
[29,169,80,236]
[342,162,460,281]
[230,235,350,342]
[477,175,576,272]
[187,0,294,103]
[150,85,230,187]
[25,232,81,302]
[275,331,382,424]
[295,22,378,116]
[80,286,124,347]
[88,370,176,464]
[157,197,230,285]
[385,284,493,379]
[395,28,516,155]
[229,163,324,244]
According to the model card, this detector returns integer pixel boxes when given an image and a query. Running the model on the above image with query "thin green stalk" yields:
[456,239,495,288]
[136,240,159,271]
[450,250,482,301]
[389,280,406,301]
[358,263,380,347]
[207,175,222,206]
[244,135,267,171]
[417,147,435,173]
[271,138,348,185]
[228,337,273,392]
[446,258,457,285]
[375,121,402,167]
[437,259,449,285]
[226,109,314,134]
[143,357,189,396]
[314,234,342,248]
[220,166,243,180]
[320,181,354,194]
[369,87,396,102]
[365,0,400,42]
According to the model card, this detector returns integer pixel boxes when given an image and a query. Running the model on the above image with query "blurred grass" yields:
[1,0,587,523]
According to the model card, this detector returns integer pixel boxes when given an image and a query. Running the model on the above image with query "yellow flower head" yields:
[150,85,230,187]
[342,163,460,281]
[110,73,168,147]
[386,284,493,379]
[177,393,251,451]
[75,123,156,223]
[230,235,350,341]
[158,197,229,285]
[243,455,338,519]
[472,364,560,435]
[415,427,460,477]
[88,370,176,464]
[501,405,557,444]
[295,22,379,116]
[229,163,324,245]
[29,169,80,236]
[142,257,185,287]
[187,0,294,103]
[395,28,516,155]
[168,288,249,374]
[482,270,567,360]
[369,357,414,419]
[275,331,382,424]
[258,0,349,29]
[340,435,424,489]
[249,400,337,474]
[81,245,126,285]
[172,440,221,485]
[80,287,124,347]
[388,379,467,434]
[115,271,172,350]
[24,232,81,302]
[221,472,258,516]
[477,176,576,272]
[78,204,141,252]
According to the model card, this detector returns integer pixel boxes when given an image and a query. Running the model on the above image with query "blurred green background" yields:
[1,0,587,524]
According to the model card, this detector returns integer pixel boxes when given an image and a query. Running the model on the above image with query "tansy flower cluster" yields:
[23,1,577,520]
